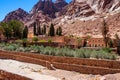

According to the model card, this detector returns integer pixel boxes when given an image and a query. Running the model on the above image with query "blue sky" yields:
[0,0,71,21]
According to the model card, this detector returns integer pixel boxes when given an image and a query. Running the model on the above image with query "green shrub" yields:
[0,43,118,60]
[32,36,39,42]
[39,40,46,43]
[102,47,112,53]
[48,39,52,43]
[3,44,19,51]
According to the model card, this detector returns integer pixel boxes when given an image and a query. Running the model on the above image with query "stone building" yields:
[86,38,106,47]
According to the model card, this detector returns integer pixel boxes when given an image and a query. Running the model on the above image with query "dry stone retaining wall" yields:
[0,50,120,75]
[0,70,31,80]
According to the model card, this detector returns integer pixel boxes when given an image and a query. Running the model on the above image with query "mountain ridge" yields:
[2,0,120,38]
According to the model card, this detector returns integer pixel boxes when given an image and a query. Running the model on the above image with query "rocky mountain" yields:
[53,0,120,38]
[30,0,58,18]
[59,0,120,17]
[27,0,68,25]
[3,0,68,23]
[59,1,95,17]
[54,0,68,11]
[2,0,120,38]
[3,8,29,22]
[86,0,120,13]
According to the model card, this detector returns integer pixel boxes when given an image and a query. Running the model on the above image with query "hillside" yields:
[3,0,120,38]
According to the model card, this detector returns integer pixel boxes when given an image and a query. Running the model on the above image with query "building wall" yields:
[87,38,106,47]
[38,36,65,43]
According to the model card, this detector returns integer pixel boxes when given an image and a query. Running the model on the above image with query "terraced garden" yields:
[0,43,120,80]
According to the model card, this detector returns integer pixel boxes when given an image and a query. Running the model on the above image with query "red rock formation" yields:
[3,8,29,22]
[54,0,68,10]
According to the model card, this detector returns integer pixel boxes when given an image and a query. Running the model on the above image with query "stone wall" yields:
[0,50,120,75]
[0,70,31,80]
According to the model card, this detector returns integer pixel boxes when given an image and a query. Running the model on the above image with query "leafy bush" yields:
[32,36,38,42]
[102,47,112,53]
[48,39,52,43]
[39,40,46,43]
[3,44,20,51]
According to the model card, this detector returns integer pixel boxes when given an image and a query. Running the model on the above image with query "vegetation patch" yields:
[0,43,118,60]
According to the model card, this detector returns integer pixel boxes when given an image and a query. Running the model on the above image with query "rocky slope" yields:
[54,12,120,38]
[3,0,120,38]
[3,8,29,22]
[3,0,68,23]
[60,0,120,17]
[59,1,95,17]
[30,0,58,18]
[86,0,120,13]
[54,0,68,11]
[53,0,120,38]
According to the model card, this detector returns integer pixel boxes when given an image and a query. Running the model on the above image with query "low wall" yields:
[0,50,120,75]
[3,50,120,69]
[52,62,120,75]
[0,70,31,80]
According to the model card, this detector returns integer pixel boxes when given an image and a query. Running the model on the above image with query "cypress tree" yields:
[56,26,62,36]
[33,22,37,36]
[43,25,46,35]
[58,26,62,36]
[48,23,55,36]
[101,19,109,47]
[56,28,59,35]
[37,24,42,35]
[22,26,28,39]
[42,28,44,35]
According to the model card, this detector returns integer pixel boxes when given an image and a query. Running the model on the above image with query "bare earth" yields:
[0,59,119,80]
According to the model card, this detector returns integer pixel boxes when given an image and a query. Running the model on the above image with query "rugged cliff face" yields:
[3,8,29,22]
[54,0,120,38]
[30,0,58,18]
[75,0,120,13]
[28,0,68,25]
[60,1,95,17]
[60,0,120,17]
[54,0,68,11]
[4,0,120,23]
[3,0,68,23]
[2,0,120,38]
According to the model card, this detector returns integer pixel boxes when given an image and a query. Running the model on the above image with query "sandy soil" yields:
[0,59,120,80]
[0,59,60,80]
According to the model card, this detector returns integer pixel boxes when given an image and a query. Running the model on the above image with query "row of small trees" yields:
[33,22,62,36]
[33,22,46,36]
[0,20,62,40]
[48,23,62,36]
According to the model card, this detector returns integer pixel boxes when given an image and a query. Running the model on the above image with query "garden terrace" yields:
[0,50,120,75]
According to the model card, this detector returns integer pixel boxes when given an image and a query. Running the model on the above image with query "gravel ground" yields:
[0,59,119,80]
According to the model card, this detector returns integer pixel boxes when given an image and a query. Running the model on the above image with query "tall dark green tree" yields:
[37,24,42,35]
[56,28,59,35]
[115,34,120,54]
[48,23,55,36]
[22,26,28,39]
[101,19,109,47]
[43,25,46,35]
[33,22,37,36]
[56,26,62,36]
